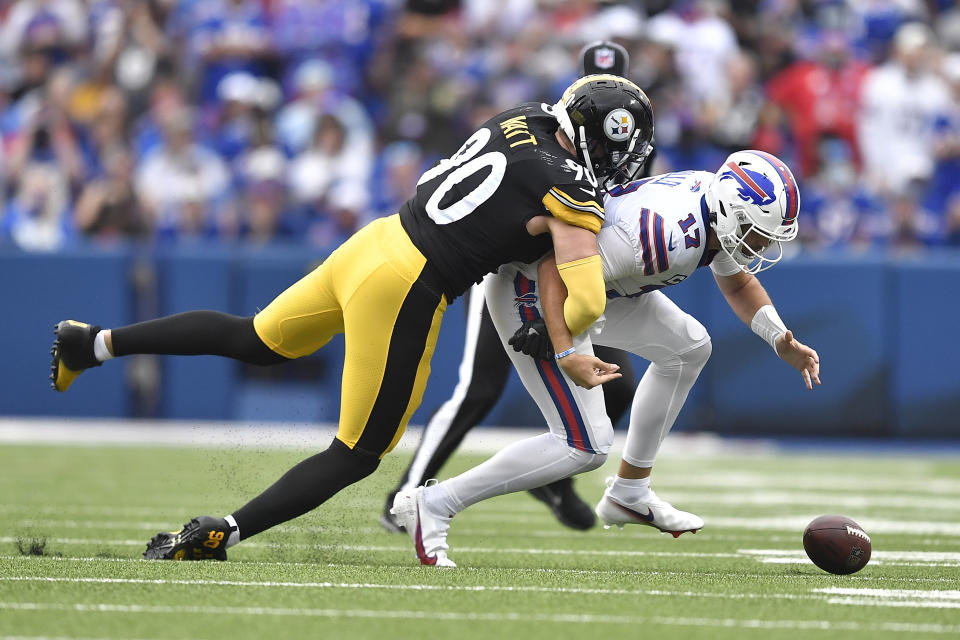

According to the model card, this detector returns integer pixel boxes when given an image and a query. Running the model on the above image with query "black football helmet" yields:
[554,74,654,189]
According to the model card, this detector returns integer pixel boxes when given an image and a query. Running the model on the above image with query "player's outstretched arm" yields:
[774,330,821,390]
[714,270,821,390]
[537,253,620,390]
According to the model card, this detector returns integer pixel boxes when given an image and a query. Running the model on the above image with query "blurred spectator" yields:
[0,0,88,62]
[135,107,230,239]
[288,111,371,219]
[80,86,129,179]
[90,0,174,96]
[801,138,889,250]
[2,162,70,251]
[74,143,146,239]
[705,49,765,154]
[858,22,952,196]
[767,31,870,178]
[184,0,272,105]
[369,141,425,218]
[647,1,738,105]
[7,66,85,187]
[130,76,187,158]
[270,0,395,96]
[213,71,280,161]
[926,52,960,245]
[234,146,292,243]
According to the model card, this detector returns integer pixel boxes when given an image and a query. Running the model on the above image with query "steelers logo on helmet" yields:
[605,108,635,142]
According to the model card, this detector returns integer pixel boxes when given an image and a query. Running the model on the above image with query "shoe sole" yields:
[596,498,702,538]
[50,323,82,392]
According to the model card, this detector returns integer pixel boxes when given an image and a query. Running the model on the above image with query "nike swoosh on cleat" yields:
[414,510,438,566]
[609,498,655,522]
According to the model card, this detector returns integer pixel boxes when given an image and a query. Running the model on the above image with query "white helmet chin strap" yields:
[577,124,598,186]
[552,100,598,186]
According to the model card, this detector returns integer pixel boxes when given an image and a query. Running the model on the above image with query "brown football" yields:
[803,514,872,575]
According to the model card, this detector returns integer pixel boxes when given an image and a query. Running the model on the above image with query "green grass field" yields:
[1,435,959,639]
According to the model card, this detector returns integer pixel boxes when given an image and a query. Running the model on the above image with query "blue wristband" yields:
[554,347,576,360]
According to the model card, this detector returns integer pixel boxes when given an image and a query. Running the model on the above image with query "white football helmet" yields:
[704,150,800,274]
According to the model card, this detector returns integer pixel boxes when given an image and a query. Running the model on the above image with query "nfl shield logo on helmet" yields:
[605,108,634,142]
[594,47,616,70]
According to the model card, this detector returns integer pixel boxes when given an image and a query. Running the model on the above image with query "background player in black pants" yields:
[381,41,648,532]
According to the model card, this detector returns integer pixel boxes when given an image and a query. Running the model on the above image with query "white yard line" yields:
[3,555,957,583]
[0,601,958,633]
[739,549,960,563]
[3,538,959,567]
[8,576,960,611]
[0,576,805,600]
[1,637,160,640]
[814,588,960,607]
[656,473,960,495]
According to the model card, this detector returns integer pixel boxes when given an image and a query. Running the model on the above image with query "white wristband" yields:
[554,347,576,360]
[751,304,788,352]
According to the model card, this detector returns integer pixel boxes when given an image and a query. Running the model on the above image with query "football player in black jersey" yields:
[380,40,645,534]
[48,74,654,561]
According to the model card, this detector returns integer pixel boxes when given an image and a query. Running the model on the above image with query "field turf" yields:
[1,436,959,639]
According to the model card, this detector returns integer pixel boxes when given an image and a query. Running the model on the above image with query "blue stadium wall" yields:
[3,246,957,438]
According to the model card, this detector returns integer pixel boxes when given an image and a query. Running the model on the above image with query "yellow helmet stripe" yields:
[562,74,644,102]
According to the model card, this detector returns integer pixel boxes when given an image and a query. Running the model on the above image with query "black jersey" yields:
[399,103,605,300]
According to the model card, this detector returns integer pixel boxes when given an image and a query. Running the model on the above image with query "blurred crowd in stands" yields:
[0,0,959,253]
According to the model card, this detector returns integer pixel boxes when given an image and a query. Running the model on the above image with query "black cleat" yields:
[528,477,596,531]
[50,320,101,392]
[143,516,231,560]
[380,491,405,533]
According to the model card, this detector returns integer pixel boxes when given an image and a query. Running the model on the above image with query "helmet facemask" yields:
[715,203,786,274]
[602,133,653,188]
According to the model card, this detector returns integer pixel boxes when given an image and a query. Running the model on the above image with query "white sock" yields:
[93,331,113,362]
[609,476,651,504]
[422,483,457,520]
[224,514,240,548]
[428,432,606,517]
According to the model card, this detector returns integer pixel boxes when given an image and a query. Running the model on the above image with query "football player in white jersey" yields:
[393,150,820,567]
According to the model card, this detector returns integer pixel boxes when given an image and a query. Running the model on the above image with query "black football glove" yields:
[508,318,555,361]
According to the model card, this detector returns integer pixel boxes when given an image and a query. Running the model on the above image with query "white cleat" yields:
[391,484,456,567]
[595,478,704,538]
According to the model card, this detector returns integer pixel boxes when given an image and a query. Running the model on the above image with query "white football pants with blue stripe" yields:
[427,264,711,517]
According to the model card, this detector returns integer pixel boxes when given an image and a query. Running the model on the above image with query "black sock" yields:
[111,311,287,365]
[231,439,381,540]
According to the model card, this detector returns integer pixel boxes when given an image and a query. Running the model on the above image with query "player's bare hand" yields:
[775,330,820,390]
[557,353,621,389]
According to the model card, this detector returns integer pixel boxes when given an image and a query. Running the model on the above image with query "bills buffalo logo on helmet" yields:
[514,292,538,308]
[594,47,615,69]
[718,161,777,206]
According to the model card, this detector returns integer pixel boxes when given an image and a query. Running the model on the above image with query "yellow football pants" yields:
[253,214,447,457]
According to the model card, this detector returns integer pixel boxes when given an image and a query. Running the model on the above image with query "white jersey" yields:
[599,170,740,298]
